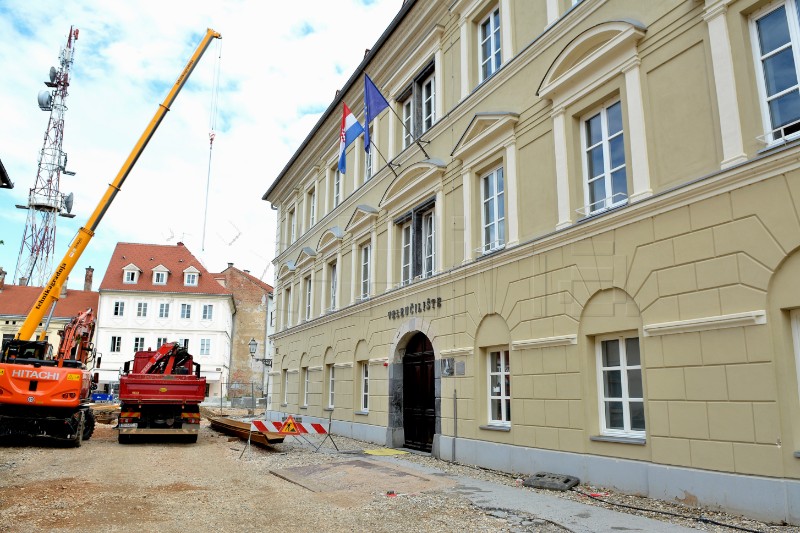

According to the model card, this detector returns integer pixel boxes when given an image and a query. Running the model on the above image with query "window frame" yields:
[333,169,342,208]
[133,337,145,352]
[156,337,168,348]
[184,273,198,286]
[304,275,312,322]
[202,304,214,321]
[401,220,413,286]
[113,301,125,317]
[365,127,374,182]
[480,166,506,254]
[790,309,800,409]
[751,0,800,144]
[329,262,337,312]
[303,367,310,407]
[328,364,335,408]
[124,270,137,284]
[308,187,317,227]
[159,303,170,318]
[396,198,437,285]
[360,242,371,300]
[487,349,511,426]
[200,338,211,356]
[110,336,121,353]
[180,303,192,320]
[153,271,167,285]
[398,62,436,149]
[595,333,645,438]
[360,362,369,412]
[283,370,289,405]
[479,6,502,82]
[580,99,628,215]
[136,302,147,318]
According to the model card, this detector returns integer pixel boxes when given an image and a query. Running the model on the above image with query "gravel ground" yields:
[0,408,796,533]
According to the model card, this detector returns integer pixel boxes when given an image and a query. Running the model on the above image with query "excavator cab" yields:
[1,339,54,365]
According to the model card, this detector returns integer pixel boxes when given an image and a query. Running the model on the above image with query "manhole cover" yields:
[523,472,579,491]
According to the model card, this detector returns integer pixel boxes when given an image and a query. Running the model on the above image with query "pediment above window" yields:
[345,204,379,235]
[182,266,200,274]
[380,159,445,213]
[538,20,646,108]
[452,112,519,167]
[152,264,170,273]
[278,261,296,280]
[317,226,344,256]
[295,247,317,270]
[123,263,141,272]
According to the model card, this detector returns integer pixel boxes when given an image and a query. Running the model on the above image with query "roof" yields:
[262,0,417,202]
[0,285,99,318]
[217,265,274,294]
[99,242,231,296]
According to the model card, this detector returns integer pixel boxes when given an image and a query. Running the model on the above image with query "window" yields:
[308,188,316,227]
[333,170,342,207]
[398,201,437,285]
[113,301,125,317]
[178,338,189,350]
[365,129,374,181]
[202,304,213,320]
[303,367,309,407]
[159,303,170,318]
[792,310,800,405]
[597,335,645,437]
[180,303,192,319]
[133,337,145,352]
[399,64,436,148]
[360,362,369,411]
[200,338,210,356]
[479,7,502,81]
[110,336,121,352]
[328,262,337,312]
[401,221,413,285]
[283,370,289,404]
[304,276,312,321]
[156,337,168,348]
[154,271,166,285]
[136,302,147,318]
[752,1,800,142]
[488,350,511,425]
[582,100,627,214]
[124,270,137,283]
[185,273,198,286]
[288,208,296,244]
[481,167,505,253]
[327,365,335,408]
[360,243,371,300]
[285,286,293,328]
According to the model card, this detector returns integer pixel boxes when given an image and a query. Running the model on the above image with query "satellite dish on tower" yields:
[37,91,52,111]
[64,192,74,213]
[49,66,57,84]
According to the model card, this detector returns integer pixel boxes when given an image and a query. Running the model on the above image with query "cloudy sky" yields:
[0,0,400,290]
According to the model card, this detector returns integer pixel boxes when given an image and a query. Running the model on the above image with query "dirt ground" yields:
[0,416,563,533]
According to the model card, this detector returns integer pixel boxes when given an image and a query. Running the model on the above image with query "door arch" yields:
[402,332,435,452]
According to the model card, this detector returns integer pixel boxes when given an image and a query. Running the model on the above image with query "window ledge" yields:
[355,410,369,416]
[299,406,308,410]
[590,435,646,445]
[323,407,334,412]
[479,424,511,432]
[280,403,288,407]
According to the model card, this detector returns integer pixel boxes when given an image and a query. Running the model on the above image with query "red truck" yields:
[117,342,206,444]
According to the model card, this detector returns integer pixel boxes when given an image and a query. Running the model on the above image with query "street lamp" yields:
[248,338,271,367]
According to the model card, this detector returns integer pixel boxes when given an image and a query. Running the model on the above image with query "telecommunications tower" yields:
[13,27,79,286]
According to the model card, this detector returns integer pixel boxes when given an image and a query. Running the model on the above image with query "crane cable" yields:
[201,38,222,252]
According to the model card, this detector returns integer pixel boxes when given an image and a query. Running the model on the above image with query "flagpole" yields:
[370,139,398,178]
[364,71,430,160]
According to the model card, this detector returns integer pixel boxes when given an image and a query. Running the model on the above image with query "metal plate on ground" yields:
[271,458,455,507]
[523,472,580,491]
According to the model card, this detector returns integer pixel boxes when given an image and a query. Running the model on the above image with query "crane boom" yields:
[16,28,222,342]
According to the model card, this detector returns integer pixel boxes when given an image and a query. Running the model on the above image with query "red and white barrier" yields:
[250,415,327,435]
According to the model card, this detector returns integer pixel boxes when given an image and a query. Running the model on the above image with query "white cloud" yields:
[0,0,400,289]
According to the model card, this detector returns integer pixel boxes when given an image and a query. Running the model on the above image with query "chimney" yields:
[60,277,69,298]
[227,262,234,268]
[243,270,250,274]
[19,276,28,287]
[84,266,94,291]
[0,267,6,291]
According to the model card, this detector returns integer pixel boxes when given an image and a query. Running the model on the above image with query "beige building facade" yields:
[264,0,800,523]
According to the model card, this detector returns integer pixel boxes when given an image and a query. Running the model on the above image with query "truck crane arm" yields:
[15,28,222,342]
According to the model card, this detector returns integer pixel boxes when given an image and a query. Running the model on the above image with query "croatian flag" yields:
[339,103,364,173]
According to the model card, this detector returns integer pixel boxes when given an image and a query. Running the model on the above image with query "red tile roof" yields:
[216,266,274,293]
[99,242,231,295]
[0,285,99,318]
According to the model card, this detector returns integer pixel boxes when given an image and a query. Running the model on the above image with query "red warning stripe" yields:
[250,417,327,435]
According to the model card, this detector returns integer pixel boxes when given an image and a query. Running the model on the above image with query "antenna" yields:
[14,26,80,285]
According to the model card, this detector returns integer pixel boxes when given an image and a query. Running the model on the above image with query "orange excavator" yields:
[0,28,221,446]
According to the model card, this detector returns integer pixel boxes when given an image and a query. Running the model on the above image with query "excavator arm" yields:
[14,28,221,342]
[56,307,95,365]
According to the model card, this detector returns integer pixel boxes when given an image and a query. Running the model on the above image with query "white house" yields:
[94,242,234,399]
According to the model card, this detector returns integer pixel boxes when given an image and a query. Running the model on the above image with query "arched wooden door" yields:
[403,332,435,452]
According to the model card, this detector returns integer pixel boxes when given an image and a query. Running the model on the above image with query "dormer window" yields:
[183,266,200,286]
[154,271,167,285]
[123,263,140,284]
[124,271,137,283]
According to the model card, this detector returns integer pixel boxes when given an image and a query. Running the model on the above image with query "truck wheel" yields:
[70,411,85,448]
[82,410,96,441]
